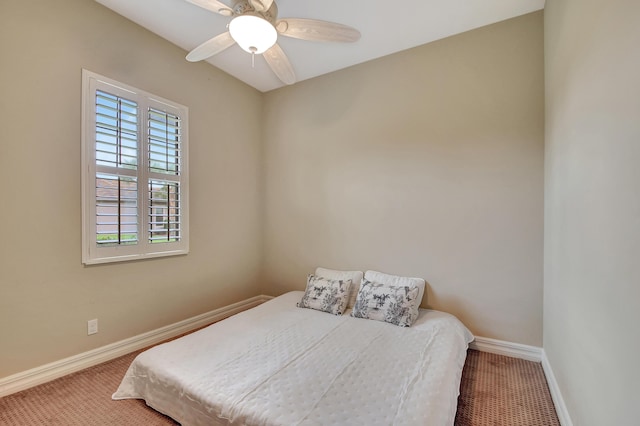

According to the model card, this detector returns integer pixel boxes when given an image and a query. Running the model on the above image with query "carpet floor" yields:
[454,350,560,426]
[1,348,560,425]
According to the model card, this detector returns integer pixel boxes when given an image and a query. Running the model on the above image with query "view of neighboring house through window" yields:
[82,70,189,264]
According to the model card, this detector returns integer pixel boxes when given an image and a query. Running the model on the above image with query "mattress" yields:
[113,291,473,425]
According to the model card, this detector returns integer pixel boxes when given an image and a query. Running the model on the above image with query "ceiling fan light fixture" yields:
[229,15,277,54]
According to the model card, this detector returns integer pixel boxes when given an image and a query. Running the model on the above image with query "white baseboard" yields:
[541,349,573,426]
[469,336,542,362]
[0,295,272,398]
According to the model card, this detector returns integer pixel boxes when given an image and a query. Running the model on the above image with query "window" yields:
[82,70,189,264]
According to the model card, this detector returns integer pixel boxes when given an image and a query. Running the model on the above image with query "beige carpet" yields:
[1,348,559,425]
[455,350,560,426]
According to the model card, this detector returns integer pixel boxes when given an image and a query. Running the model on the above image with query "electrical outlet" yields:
[88,319,98,335]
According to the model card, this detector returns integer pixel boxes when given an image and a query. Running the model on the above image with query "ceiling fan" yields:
[184,0,361,85]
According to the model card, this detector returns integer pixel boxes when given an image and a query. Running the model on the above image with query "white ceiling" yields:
[95,0,545,93]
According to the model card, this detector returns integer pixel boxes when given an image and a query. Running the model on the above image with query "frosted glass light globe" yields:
[229,15,277,54]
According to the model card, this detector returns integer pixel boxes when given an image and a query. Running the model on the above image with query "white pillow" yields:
[315,267,364,308]
[364,270,426,310]
[297,274,352,315]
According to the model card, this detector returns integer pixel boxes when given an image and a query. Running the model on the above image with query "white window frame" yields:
[81,69,189,265]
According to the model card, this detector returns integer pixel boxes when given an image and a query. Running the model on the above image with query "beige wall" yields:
[0,0,263,377]
[544,0,640,424]
[262,12,544,345]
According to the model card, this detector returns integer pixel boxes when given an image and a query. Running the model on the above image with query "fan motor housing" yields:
[232,0,278,24]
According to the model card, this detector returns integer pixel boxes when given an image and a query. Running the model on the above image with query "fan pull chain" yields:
[249,46,257,69]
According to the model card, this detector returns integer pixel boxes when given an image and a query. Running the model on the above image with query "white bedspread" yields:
[113,291,473,425]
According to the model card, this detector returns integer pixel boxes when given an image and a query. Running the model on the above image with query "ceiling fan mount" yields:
[230,0,277,23]
[184,0,360,85]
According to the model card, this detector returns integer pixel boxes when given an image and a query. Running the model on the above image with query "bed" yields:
[113,270,473,425]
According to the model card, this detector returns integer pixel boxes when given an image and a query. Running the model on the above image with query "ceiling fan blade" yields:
[276,18,361,43]
[186,32,236,62]
[249,0,273,13]
[184,0,233,16]
[263,43,296,85]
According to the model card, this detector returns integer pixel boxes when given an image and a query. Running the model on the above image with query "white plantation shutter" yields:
[148,108,181,175]
[96,173,139,245]
[94,90,139,246]
[95,91,138,169]
[149,180,181,242]
[82,70,189,264]
[147,108,183,244]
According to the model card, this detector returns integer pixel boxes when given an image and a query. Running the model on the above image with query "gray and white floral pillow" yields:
[297,274,352,315]
[351,280,420,327]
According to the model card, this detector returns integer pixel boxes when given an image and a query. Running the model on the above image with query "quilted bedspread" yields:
[113,291,473,425]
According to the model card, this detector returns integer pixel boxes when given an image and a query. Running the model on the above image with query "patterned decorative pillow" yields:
[297,274,352,315]
[315,267,364,309]
[364,270,426,309]
[351,280,420,327]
